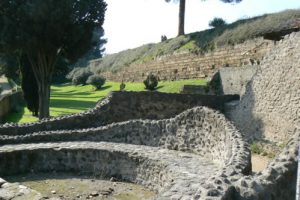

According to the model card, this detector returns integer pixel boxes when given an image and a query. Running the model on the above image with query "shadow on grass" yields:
[144,85,164,91]
[4,106,25,123]
[51,92,94,98]
[50,99,98,110]
[95,85,112,91]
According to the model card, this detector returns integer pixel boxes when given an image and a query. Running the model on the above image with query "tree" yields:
[165,0,242,36]
[209,17,227,28]
[0,54,19,81]
[165,0,186,36]
[0,0,107,119]
[20,55,39,116]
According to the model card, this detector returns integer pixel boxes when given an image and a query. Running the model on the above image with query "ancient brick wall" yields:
[90,38,274,82]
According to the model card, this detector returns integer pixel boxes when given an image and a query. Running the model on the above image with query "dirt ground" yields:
[6,173,155,200]
[251,154,271,173]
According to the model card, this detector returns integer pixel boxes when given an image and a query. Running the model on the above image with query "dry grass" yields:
[90,9,300,74]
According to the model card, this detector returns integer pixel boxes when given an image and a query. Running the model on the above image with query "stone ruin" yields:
[0,32,299,199]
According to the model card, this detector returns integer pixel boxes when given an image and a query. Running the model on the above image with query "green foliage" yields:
[161,35,168,42]
[209,17,227,28]
[0,85,2,94]
[20,55,39,116]
[120,82,126,91]
[71,68,93,85]
[143,74,159,91]
[250,143,263,154]
[0,0,107,119]
[0,55,20,81]
[86,75,106,90]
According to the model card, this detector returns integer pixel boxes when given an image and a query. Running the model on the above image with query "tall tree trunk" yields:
[37,78,50,119]
[27,51,56,120]
[178,0,185,36]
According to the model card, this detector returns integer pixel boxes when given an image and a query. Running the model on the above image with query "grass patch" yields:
[250,143,264,154]
[5,79,207,123]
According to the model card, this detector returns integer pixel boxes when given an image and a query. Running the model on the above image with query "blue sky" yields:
[103,0,300,54]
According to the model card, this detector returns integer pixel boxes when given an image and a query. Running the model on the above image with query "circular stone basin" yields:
[6,173,155,200]
[0,107,251,199]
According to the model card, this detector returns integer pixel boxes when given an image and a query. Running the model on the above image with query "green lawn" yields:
[5,79,207,123]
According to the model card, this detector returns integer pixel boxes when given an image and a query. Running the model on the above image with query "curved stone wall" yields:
[0,107,251,173]
[0,92,238,136]
[235,127,299,200]
[0,107,250,199]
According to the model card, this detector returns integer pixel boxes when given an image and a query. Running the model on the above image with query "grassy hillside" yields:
[5,79,207,123]
[90,9,300,73]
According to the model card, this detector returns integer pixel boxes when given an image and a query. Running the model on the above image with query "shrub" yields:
[143,73,158,91]
[250,143,263,154]
[209,17,227,28]
[161,35,167,42]
[86,75,106,90]
[119,81,126,91]
[71,68,92,85]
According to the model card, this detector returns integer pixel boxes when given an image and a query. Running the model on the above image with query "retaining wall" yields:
[89,38,274,82]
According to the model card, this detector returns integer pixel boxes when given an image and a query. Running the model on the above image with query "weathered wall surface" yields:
[235,128,299,200]
[0,92,238,136]
[90,38,274,82]
[229,32,300,143]
[218,65,258,96]
[0,92,23,123]
[227,32,300,199]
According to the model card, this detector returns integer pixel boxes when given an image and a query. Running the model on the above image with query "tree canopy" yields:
[0,0,107,119]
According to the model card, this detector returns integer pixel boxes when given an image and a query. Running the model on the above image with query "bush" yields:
[143,73,158,91]
[119,81,126,91]
[161,35,167,42]
[86,75,106,90]
[209,17,226,28]
[70,68,92,85]
[250,143,263,154]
